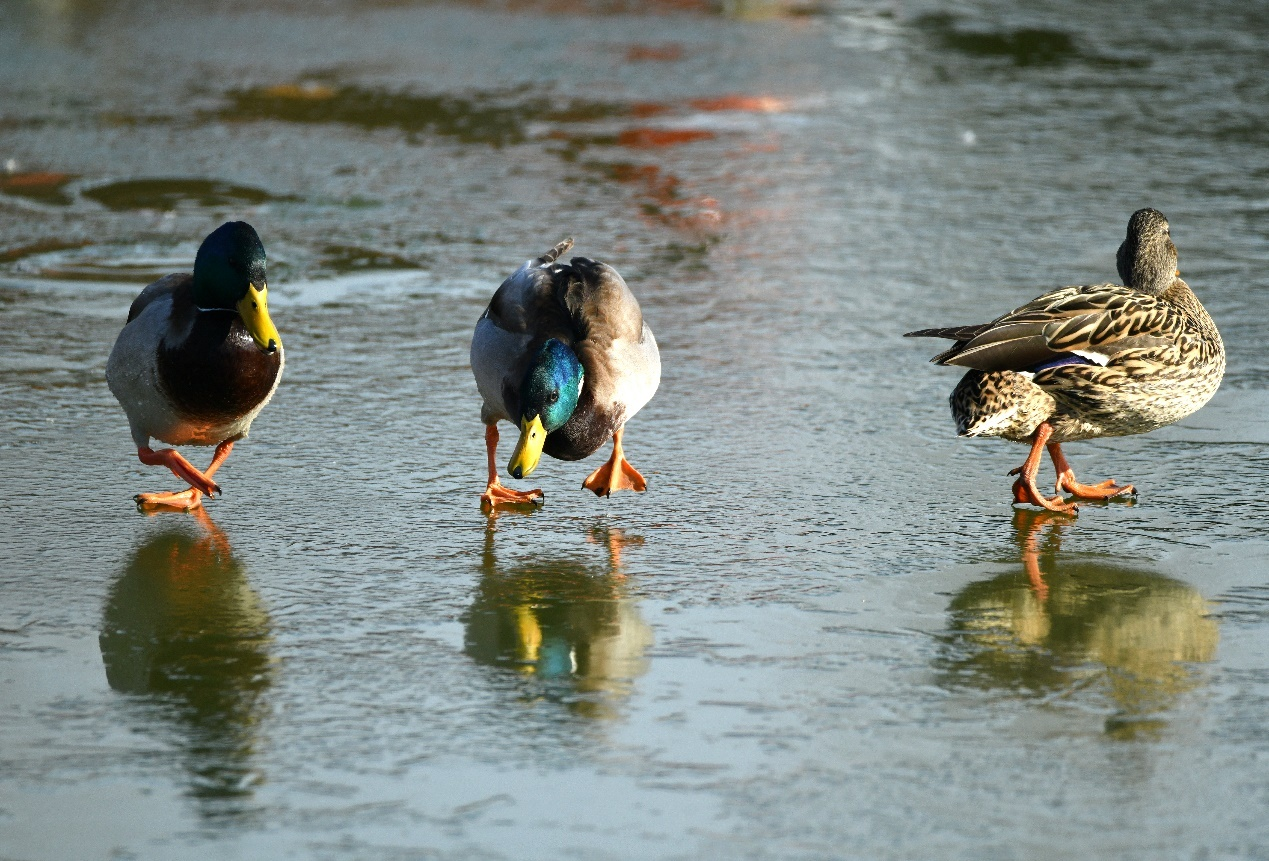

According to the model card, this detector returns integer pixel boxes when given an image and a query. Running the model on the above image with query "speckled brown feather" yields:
[908,209,1224,446]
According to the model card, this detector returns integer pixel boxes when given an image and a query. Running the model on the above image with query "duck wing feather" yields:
[911,284,1182,372]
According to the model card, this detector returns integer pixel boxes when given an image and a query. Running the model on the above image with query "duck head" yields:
[508,339,584,479]
[192,221,281,353]
[1116,208,1179,295]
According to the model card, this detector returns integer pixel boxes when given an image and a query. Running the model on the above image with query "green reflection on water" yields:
[99,511,273,819]
[220,83,625,148]
[81,178,291,211]
[913,13,1148,70]
[464,520,653,721]
[939,511,1218,740]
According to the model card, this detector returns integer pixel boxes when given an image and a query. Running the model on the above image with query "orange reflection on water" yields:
[689,94,788,113]
[617,127,716,148]
[608,162,722,232]
[625,44,685,62]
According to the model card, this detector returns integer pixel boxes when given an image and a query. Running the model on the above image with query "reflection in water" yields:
[939,511,1218,739]
[464,518,653,720]
[912,13,1145,69]
[80,178,290,212]
[220,78,785,241]
[99,510,273,819]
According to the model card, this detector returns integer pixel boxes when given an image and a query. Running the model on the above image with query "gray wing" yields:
[126,273,189,323]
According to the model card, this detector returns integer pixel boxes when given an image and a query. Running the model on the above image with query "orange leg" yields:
[481,424,544,508]
[1047,443,1135,500]
[582,426,648,498]
[135,440,234,511]
[1007,422,1078,514]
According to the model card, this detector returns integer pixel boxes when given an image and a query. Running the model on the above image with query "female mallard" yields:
[470,239,660,508]
[106,221,284,511]
[906,208,1224,513]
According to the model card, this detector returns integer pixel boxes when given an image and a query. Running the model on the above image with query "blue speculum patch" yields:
[1030,354,1096,373]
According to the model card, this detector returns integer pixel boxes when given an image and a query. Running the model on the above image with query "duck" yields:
[905,208,1224,513]
[470,239,661,508]
[106,221,284,511]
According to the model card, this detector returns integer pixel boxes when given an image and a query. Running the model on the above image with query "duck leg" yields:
[1008,422,1078,514]
[1047,443,1135,500]
[481,423,544,508]
[135,440,234,511]
[582,426,648,498]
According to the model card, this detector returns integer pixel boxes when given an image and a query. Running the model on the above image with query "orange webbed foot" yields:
[135,488,205,512]
[1009,468,1078,515]
[481,480,544,509]
[582,455,647,498]
[1054,471,1136,500]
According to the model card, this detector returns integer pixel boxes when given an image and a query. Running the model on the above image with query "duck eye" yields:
[548,390,559,404]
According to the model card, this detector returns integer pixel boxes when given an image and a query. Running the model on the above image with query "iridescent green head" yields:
[508,339,584,479]
[191,221,280,352]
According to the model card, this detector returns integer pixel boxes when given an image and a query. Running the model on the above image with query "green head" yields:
[508,339,584,479]
[192,221,280,352]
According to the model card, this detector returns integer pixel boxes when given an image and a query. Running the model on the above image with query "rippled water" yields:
[2,0,1268,858]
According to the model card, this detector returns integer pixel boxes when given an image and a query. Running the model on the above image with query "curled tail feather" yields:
[537,238,574,267]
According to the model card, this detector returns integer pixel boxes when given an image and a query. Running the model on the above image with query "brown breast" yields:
[158,302,282,426]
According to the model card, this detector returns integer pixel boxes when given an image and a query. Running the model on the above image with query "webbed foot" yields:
[481,480,544,509]
[135,488,205,512]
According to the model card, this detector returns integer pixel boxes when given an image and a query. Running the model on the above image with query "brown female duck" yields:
[906,209,1224,512]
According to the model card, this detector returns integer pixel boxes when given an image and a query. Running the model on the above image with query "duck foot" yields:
[132,440,235,511]
[1047,444,1135,499]
[481,480,544,509]
[480,423,543,508]
[1009,422,1078,514]
[1054,472,1135,499]
[582,426,647,498]
[1010,472,1078,514]
[135,488,205,511]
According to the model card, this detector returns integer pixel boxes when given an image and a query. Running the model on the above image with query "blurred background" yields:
[1,0,1267,858]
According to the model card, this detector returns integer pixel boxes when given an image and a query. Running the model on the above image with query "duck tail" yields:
[905,324,990,365]
[903,324,988,341]
[537,238,574,267]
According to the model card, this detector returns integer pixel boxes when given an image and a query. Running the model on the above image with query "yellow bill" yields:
[236,282,281,353]
[508,414,546,479]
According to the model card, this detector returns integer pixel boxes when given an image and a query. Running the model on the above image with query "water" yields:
[2,0,1268,857]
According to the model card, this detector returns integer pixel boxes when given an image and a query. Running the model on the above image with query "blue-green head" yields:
[508,339,584,479]
[191,221,280,352]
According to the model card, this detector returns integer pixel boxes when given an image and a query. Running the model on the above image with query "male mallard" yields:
[106,221,283,511]
[470,239,660,508]
[906,208,1224,513]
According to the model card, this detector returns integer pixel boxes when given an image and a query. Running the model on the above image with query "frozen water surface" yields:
[1,0,1268,858]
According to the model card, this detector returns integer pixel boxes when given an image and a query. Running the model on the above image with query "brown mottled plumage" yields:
[906,209,1224,512]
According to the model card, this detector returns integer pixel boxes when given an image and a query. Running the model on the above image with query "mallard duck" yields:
[106,221,283,511]
[906,208,1224,513]
[470,239,660,508]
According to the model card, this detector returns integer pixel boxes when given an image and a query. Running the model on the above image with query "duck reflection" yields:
[99,509,273,817]
[464,518,653,720]
[940,510,1218,738]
